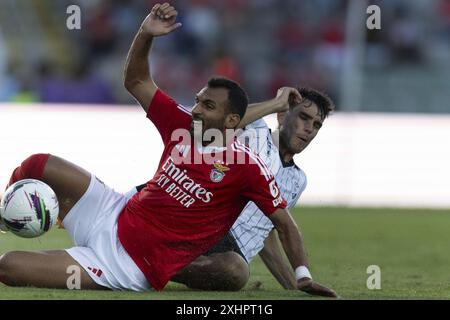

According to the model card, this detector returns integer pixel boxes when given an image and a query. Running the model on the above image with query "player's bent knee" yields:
[222,252,249,291]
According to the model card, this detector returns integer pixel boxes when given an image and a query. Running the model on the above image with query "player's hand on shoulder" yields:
[274,87,302,113]
[297,277,338,298]
[142,3,182,37]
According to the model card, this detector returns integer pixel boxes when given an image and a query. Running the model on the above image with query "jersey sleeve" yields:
[146,89,192,145]
[241,155,287,216]
[238,119,272,155]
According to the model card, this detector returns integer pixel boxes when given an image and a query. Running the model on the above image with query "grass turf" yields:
[1,206,449,299]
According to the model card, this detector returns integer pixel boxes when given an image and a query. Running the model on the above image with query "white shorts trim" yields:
[63,175,152,291]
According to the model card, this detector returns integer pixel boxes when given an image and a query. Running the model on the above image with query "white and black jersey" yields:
[229,119,307,263]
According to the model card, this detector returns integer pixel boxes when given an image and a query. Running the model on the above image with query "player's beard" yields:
[190,118,226,147]
[190,119,203,143]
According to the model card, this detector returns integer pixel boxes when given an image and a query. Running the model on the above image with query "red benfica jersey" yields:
[117,89,286,290]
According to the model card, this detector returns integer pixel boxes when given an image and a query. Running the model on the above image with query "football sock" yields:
[7,153,50,190]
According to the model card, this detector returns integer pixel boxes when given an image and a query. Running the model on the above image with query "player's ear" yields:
[225,113,241,129]
[277,111,286,127]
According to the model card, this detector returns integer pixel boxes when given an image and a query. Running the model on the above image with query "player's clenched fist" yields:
[141,3,182,37]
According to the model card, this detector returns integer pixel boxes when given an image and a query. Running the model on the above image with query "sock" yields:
[7,153,50,190]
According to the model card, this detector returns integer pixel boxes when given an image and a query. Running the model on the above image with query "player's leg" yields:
[0,249,107,289]
[6,153,91,221]
[172,252,249,291]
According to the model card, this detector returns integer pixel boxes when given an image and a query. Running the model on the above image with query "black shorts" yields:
[204,232,247,263]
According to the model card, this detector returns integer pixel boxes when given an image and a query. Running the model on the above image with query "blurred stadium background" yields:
[1,0,449,207]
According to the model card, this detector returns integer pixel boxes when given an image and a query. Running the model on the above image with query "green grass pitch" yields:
[1,206,449,299]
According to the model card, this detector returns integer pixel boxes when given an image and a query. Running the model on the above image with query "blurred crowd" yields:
[0,0,449,109]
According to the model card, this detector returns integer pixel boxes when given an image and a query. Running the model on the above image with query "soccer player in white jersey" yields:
[230,88,334,289]
[230,88,334,290]
[129,87,335,291]
[0,3,335,297]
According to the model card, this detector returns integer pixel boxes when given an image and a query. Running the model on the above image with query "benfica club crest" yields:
[210,160,230,183]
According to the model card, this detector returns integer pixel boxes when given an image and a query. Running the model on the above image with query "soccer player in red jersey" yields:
[0,3,336,297]
[128,86,335,293]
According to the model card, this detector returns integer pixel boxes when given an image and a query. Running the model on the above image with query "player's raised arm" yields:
[269,208,338,297]
[237,87,302,128]
[123,3,182,112]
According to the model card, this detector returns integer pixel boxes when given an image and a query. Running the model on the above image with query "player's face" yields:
[279,101,324,154]
[190,87,229,138]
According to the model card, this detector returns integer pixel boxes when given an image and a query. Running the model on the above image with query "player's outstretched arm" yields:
[269,208,338,297]
[237,87,302,128]
[259,229,297,289]
[124,3,182,112]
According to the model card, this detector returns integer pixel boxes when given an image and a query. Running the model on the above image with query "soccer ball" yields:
[0,179,59,238]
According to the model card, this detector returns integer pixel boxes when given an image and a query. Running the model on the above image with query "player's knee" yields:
[222,252,249,291]
[0,251,21,286]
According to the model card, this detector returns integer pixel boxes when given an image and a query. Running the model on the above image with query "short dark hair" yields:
[207,77,248,119]
[296,87,335,119]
